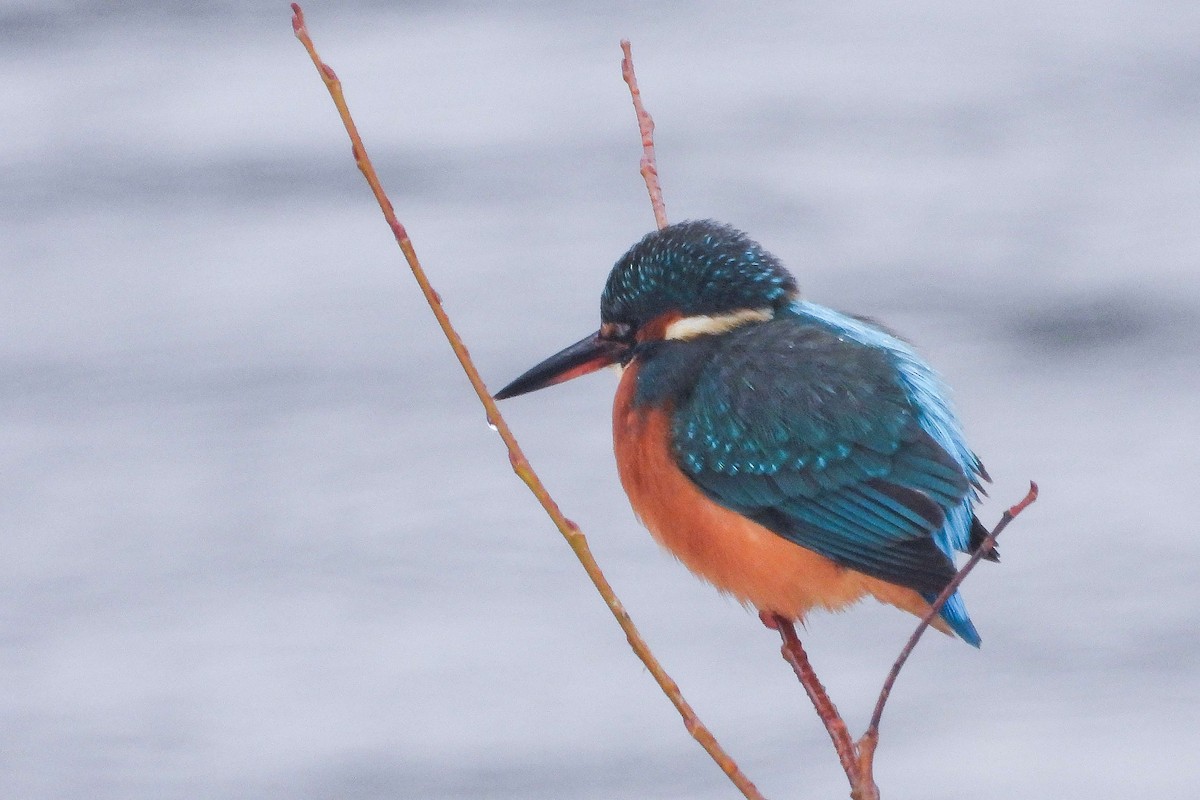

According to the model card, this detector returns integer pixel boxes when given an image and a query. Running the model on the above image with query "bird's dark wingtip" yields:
[968,515,1000,562]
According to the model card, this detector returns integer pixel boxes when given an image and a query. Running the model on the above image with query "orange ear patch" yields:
[635,310,684,342]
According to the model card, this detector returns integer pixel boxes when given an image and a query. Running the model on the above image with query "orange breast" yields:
[611,361,947,629]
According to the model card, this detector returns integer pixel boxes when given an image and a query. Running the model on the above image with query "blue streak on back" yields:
[789,302,983,551]
[790,301,984,646]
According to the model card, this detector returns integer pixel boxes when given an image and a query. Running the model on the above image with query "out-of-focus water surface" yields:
[3,1,1199,798]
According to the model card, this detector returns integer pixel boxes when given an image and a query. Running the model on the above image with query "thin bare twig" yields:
[620,40,668,230]
[865,481,1040,738]
[289,7,763,799]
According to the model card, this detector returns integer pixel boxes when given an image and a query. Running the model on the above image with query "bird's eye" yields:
[602,322,634,342]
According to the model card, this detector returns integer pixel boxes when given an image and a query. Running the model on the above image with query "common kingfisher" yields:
[495,220,993,645]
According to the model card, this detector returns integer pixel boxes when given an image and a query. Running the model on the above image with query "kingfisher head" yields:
[495,220,798,400]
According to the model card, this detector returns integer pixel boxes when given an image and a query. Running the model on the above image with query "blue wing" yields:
[671,302,988,644]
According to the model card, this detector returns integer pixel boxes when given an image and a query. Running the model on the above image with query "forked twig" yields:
[289,7,763,800]
[767,483,1039,799]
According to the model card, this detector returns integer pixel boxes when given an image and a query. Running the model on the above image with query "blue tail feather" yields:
[926,590,981,647]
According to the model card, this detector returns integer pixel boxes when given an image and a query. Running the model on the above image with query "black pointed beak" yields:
[494,330,630,400]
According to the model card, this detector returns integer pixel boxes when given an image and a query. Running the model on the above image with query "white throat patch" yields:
[663,307,775,341]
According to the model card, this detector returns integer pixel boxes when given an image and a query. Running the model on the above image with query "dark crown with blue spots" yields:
[600,220,799,327]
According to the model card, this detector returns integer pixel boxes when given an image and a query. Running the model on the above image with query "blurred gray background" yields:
[3,1,1198,798]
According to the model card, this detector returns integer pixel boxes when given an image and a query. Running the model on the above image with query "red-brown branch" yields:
[290,7,763,800]
[621,40,668,230]
[766,612,861,787]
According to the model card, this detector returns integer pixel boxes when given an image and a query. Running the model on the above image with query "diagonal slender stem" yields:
[864,481,1039,739]
[289,7,764,799]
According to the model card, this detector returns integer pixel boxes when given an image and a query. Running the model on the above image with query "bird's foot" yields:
[758,610,785,631]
